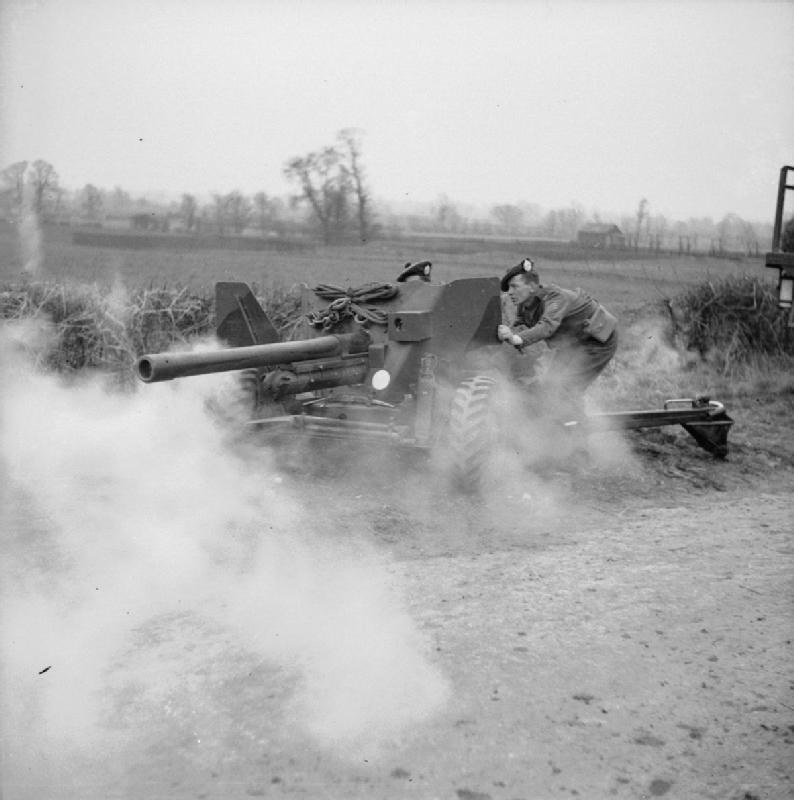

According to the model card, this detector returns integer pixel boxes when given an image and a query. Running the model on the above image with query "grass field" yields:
[0,224,771,322]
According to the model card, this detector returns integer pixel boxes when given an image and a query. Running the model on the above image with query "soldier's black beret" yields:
[500,258,538,291]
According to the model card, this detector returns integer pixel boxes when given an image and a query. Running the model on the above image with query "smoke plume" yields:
[0,320,448,797]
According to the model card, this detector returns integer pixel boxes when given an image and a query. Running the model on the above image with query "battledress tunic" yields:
[512,283,618,393]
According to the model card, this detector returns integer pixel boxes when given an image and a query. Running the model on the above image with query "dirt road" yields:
[396,491,793,800]
[2,425,793,800]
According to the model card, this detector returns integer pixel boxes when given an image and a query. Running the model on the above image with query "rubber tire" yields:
[448,376,497,493]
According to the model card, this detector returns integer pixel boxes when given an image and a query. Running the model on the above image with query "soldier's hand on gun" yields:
[497,324,523,348]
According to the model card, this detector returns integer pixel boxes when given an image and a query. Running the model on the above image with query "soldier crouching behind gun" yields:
[496,257,618,426]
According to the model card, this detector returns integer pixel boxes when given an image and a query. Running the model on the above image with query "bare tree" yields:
[107,186,133,216]
[541,205,583,240]
[673,220,690,254]
[284,147,351,244]
[741,220,759,255]
[225,191,252,234]
[713,214,759,255]
[337,128,375,242]
[519,202,544,228]
[80,184,103,222]
[253,191,281,235]
[543,209,559,238]
[212,193,228,235]
[179,193,198,232]
[635,198,648,248]
[435,194,462,232]
[650,213,668,250]
[29,159,60,218]
[51,185,67,221]
[491,204,524,235]
[0,161,29,218]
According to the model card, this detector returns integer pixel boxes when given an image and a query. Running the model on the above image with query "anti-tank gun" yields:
[135,262,733,489]
[136,263,507,487]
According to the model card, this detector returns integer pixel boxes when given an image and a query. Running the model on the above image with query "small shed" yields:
[577,223,625,249]
[131,213,170,232]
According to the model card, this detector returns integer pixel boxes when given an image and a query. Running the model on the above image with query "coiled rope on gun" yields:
[307,282,399,330]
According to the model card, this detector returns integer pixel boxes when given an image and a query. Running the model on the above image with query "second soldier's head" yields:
[501,258,540,305]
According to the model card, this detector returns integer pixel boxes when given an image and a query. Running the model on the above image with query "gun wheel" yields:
[448,376,497,493]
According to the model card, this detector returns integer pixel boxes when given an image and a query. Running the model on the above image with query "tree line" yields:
[382,196,774,255]
[0,132,778,253]
[0,128,376,245]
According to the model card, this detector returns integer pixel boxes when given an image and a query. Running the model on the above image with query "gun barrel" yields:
[135,334,357,383]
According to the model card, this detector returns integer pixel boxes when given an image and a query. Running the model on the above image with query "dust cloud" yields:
[484,357,639,498]
[618,317,697,382]
[0,321,449,796]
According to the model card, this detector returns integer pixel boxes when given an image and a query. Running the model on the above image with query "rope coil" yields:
[307,282,399,330]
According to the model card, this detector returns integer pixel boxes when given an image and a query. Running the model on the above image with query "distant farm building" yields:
[576,223,626,249]
[130,212,170,232]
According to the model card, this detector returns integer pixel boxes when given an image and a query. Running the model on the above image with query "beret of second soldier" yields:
[500,258,539,292]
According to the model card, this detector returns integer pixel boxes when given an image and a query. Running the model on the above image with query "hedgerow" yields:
[0,281,302,384]
[3,275,792,389]
[667,274,793,372]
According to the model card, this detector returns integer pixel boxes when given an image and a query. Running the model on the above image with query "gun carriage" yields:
[135,261,733,489]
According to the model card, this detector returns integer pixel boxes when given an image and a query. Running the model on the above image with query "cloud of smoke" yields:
[623,316,695,376]
[585,313,701,468]
[604,315,701,405]
[0,320,449,795]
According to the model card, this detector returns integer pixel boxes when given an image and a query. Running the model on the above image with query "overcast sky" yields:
[1,0,792,222]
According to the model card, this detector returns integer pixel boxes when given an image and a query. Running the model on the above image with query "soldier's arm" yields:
[514,290,570,346]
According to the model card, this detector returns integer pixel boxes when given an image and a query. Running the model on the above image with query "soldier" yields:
[496,257,618,422]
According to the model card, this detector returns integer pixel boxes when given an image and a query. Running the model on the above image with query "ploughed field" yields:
[1,227,792,800]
